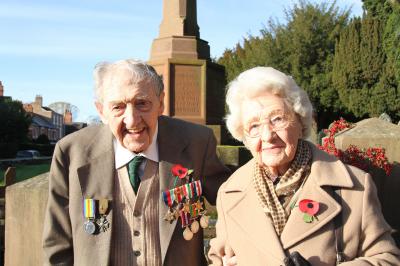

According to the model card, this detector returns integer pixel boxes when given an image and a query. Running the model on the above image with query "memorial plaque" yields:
[170,64,202,117]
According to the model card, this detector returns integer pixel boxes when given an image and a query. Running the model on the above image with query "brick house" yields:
[23,95,64,143]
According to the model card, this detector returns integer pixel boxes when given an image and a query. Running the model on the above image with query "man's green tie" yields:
[128,156,145,194]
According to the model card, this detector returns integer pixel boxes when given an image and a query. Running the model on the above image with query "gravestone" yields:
[334,118,400,163]
[148,0,226,127]
[334,118,400,246]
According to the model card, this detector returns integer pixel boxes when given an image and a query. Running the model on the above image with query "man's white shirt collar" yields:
[114,123,159,169]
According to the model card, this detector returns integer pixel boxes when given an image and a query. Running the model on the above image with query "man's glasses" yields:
[244,110,293,138]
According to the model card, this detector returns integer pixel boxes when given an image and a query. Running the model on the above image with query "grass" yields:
[0,163,50,186]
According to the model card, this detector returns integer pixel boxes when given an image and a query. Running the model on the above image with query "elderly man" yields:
[42,59,230,265]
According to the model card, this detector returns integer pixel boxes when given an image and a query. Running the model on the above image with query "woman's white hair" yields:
[93,59,163,102]
[225,66,313,141]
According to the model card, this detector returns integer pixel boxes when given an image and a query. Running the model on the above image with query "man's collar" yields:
[114,123,159,169]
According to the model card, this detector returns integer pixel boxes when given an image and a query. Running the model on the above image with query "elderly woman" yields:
[208,67,400,265]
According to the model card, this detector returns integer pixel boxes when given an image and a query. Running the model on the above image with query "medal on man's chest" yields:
[97,198,110,232]
[161,164,209,241]
[83,198,97,235]
[82,198,111,234]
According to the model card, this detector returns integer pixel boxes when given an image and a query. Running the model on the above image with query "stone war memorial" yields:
[148,0,226,128]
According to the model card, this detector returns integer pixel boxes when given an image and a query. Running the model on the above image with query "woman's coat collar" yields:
[221,142,354,253]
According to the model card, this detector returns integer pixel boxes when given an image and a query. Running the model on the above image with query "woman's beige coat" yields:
[209,143,400,265]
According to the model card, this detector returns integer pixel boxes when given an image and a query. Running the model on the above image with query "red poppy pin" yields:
[171,164,194,179]
[299,199,319,223]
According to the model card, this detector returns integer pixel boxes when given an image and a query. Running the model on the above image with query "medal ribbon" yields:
[161,180,202,208]
[83,198,96,219]
[190,182,196,197]
[169,188,176,204]
[180,211,190,227]
[181,184,187,198]
[162,190,173,207]
[184,183,193,199]
[195,180,202,196]
[174,187,183,203]
[99,199,108,215]
[190,203,197,217]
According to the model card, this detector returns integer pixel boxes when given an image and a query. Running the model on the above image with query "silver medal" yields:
[84,220,96,234]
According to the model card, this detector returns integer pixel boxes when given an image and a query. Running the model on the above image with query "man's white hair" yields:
[93,59,163,102]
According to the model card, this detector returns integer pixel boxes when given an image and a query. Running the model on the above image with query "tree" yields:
[217,0,400,127]
[362,0,392,20]
[275,1,350,128]
[332,4,400,120]
[383,2,400,85]
[218,0,350,129]
[0,98,31,158]
[332,18,363,115]
[36,134,50,145]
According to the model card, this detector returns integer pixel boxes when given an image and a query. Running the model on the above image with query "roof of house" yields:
[31,114,56,129]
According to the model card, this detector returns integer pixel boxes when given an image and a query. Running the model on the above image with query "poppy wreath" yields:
[299,199,319,223]
[318,118,393,176]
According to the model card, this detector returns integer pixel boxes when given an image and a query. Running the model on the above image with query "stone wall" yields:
[0,167,16,265]
[5,173,48,266]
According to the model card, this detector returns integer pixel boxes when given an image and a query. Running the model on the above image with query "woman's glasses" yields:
[244,110,293,138]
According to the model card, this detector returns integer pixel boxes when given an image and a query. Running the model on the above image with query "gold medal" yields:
[195,200,203,212]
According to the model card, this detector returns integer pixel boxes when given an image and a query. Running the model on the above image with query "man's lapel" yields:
[76,125,115,263]
[280,145,354,249]
[157,116,190,263]
[158,161,179,263]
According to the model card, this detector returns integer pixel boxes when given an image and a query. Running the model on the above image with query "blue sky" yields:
[0,0,363,122]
